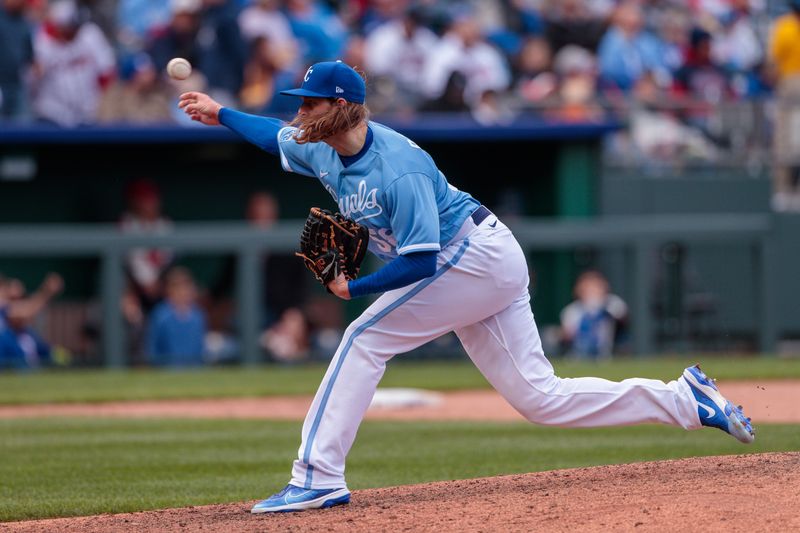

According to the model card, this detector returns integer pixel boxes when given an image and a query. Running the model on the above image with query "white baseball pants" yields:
[290,216,702,489]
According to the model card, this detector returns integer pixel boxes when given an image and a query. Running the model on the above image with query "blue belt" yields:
[470,205,492,226]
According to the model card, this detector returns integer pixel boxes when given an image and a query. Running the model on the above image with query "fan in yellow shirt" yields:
[769,1,800,211]
[770,3,800,80]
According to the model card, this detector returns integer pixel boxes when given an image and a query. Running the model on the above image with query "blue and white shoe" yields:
[682,364,755,444]
[250,484,351,513]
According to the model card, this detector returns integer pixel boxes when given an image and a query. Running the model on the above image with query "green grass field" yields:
[2,357,799,522]
[0,356,798,405]
[2,417,799,522]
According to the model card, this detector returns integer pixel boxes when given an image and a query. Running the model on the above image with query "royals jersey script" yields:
[277,122,480,262]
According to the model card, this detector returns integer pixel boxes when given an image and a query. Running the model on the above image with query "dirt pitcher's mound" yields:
[7,452,799,533]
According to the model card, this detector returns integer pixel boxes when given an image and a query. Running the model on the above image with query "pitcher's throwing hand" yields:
[178,92,222,125]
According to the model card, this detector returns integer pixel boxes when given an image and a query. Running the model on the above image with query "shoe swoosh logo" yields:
[285,490,314,504]
[488,220,497,228]
[698,403,716,419]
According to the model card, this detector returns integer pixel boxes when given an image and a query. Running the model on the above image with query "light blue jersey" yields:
[278,121,480,262]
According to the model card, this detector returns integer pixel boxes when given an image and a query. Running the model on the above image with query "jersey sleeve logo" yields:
[338,180,383,222]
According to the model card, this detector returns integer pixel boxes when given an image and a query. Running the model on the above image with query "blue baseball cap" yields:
[280,61,366,104]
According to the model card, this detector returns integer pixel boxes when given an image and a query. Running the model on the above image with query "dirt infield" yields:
[3,383,798,531]
[0,380,797,423]
[6,452,799,533]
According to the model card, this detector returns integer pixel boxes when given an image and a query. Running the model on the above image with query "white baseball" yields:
[167,58,192,80]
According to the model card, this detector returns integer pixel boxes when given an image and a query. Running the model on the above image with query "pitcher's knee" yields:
[517,375,565,425]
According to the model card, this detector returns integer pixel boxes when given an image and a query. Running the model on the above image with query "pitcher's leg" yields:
[291,307,486,488]
[456,291,701,430]
[290,236,527,489]
[290,317,395,489]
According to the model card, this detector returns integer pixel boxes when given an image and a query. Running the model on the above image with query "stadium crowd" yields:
[2,0,800,369]
[0,0,786,128]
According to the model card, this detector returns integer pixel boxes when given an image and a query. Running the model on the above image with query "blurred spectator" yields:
[97,52,173,123]
[549,45,603,122]
[0,273,63,370]
[543,0,608,55]
[30,0,115,126]
[0,277,19,364]
[690,0,737,21]
[302,295,345,360]
[238,0,292,43]
[672,27,731,104]
[769,0,800,211]
[560,270,627,360]
[342,33,366,75]
[247,189,277,228]
[259,307,309,362]
[18,0,45,22]
[148,0,203,73]
[420,9,511,109]
[149,0,246,104]
[620,71,719,163]
[120,178,174,311]
[239,36,298,114]
[507,0,547,35]
[596,2,667,94]
[148,0,217,122]
[630,70,718,165]
[651,6,690,80]
[770,1,800,82]
[197,0,247,100]
[711,0,763,80]
[471,88,515,126]
[119,178,174,361]
[78,0,117,42]
[670,26,734,142]
[476,0,532,57]
[207,191,309,362]
[364,3,438,112]
[284,0,348,65]
[418,70,469,113]
[116,0,173,52]
[0,0,34,121]
[237,0,297,67]
[244,192,308,324]
[514,36,558,109]
[145,266,207,366]
[356,0,408,36]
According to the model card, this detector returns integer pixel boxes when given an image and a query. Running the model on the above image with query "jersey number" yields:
[369,228,395,253]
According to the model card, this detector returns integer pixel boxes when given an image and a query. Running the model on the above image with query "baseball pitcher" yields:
[179,61,754,513]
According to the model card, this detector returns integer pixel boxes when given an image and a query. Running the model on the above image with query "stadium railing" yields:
[0,214,776,367]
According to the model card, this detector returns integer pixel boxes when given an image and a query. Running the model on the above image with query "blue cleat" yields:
[682,365,755,444]
[250,484,351,513]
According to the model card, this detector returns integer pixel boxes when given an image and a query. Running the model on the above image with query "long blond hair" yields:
[288,99,370,144]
